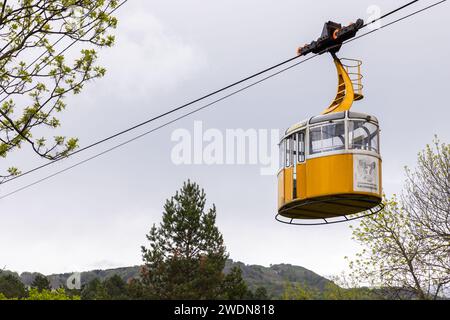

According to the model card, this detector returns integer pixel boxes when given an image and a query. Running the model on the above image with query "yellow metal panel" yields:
[321,58,356,115]
[306,154,353,198]
[284,166,294,203]
[280,154,382,212]
[296,163,307,200]
[277,170,285,209]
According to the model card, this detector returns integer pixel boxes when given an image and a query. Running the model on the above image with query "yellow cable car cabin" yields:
[277,50,383,224]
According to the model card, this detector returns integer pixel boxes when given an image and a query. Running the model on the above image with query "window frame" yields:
[279,112,381,165]
[308,120,346,155]
[297,130,306,163]
[285,137,291,167]
[347,119,380,153]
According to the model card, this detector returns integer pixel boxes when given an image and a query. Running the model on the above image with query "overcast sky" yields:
[1,0,449,278]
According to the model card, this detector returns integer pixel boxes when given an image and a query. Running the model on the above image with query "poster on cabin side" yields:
[353,154,379,194]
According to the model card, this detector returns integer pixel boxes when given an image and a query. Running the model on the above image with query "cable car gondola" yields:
[276,20,384,225]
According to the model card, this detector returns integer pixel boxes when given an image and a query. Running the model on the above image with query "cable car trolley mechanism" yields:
[276,19,384,226]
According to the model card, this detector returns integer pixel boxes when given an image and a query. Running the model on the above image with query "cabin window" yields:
[279,140,285,169]
[298,131,305,162]
[348,120,379,153]
[309,122,345,154]
[285,136,293,167]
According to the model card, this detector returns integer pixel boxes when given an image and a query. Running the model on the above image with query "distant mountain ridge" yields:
[223,261,332,297]
[10,260,332,298]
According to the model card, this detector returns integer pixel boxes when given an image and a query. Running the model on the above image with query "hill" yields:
[12,260,331,298]
[224,261,332,297]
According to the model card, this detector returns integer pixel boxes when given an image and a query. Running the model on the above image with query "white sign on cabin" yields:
[353,154,379,194]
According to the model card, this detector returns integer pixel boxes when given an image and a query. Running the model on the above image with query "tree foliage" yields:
[141,180,228,299]
[25,288,80,300]
[220,266,249,300]
[282,282,317,300]
[252,286,270,300]
[403,137,450,287]
[81,276,137,300]
[31,274,51,292]
[126,278,145,300]
[282,278,379,300]
[0,0,119,179]
[349,137,450,300]
[0,287,79,300]
[81,278,109,300]
[0,274,27,298]
[102,274,129,300]
[321,274,379,300]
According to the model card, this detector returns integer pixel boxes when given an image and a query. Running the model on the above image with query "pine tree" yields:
[103,275,128,300]
[141,180,228,299]
[81,278,109,300]
[127,278,145,300]
[221,267,249,299]
[31,274,51,292]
